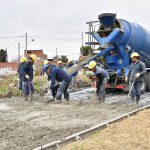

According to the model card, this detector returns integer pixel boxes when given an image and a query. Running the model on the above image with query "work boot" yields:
[101,96,105,102]
[128,96,136,105]
[24,96,28,101]
[97,96,102,103]
[131,95,135,101]
[55,99,62,104]
[136,96,140,104]
[28,94,33,102]
[64,93,69,101]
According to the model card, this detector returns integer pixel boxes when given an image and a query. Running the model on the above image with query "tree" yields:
[80,46,91,56]
[61,55,68,63]
[0,49,7,62]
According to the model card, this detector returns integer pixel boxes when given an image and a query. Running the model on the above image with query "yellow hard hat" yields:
[43,60,49,65]
[58,60,63,64]
[20,56,27,63]
[29,54,37,62]
[130,52,139,58]
[88,61,96,69]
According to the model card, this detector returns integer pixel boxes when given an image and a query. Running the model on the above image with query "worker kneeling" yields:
[88,61,109,102]
[43,65,72,103]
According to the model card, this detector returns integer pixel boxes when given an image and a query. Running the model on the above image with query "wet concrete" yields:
[0,89,149,150]
[0,103,11,111]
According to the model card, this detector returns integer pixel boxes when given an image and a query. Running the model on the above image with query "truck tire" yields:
[145,72,150,92]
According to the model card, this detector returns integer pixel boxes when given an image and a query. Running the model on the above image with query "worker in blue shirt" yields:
[17,56,27,95]
[43,65,72,103]
[125,52,146,104]
[88,61,109,102]
[22,54,37,101]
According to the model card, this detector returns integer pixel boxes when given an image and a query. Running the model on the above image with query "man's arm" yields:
[50,69,56,91]
[140,62,146,76]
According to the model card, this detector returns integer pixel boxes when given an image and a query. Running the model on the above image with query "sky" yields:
[0,0,150,61]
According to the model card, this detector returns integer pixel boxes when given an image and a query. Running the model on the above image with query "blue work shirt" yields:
[50,67,71,90]
[95,66,109,80]
[17,62,26,80]
[22,61,34,81]
[127,61,146,82]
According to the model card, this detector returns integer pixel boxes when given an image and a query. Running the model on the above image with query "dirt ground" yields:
[62,109,150,150]
[0,91,145,150]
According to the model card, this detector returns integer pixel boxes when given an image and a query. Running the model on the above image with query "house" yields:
[24,49,47,62]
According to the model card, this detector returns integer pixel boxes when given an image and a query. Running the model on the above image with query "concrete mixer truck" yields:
[68,13,150,92]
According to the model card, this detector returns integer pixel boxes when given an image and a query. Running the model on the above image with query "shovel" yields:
[127,78,135,103]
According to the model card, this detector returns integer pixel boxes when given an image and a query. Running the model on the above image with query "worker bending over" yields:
[88,61,109,102]
[43,65,71,103]
[57,60,64,69]
[22,54,37,101]
[125,52,146,104]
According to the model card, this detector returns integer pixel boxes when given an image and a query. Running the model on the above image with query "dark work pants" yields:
[55,80,71,101]
[96,78,107,101]
[129,81,142,99]
[23,81,34,96]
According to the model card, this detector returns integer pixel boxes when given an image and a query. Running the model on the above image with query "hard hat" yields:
[130,52,139,58]
[88,61,96,69]
[86,71,94,76]
[43,60,49,65]
[67,57,72,63]
[58,60,63,64]
[29,54,37,62]
[20,56,27,63]
[43,64,49,72]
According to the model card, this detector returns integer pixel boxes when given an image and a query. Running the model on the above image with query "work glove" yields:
[104,77,109,82]
[25,75,30,80]
[125,77,128,82]
[135,73,140,79]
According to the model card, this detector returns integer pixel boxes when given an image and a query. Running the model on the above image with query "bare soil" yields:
[63,109,150,150]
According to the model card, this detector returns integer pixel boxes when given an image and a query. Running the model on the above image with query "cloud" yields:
[0,0,149,60]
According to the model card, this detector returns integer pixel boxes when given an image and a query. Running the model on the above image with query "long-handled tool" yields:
[28,81,33,102]
[127,78,135,103]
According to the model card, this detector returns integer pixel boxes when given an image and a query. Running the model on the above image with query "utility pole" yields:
[56,47,58,60]
[18,42,20,63]
[25,33,27,57]
[82,32,84,48]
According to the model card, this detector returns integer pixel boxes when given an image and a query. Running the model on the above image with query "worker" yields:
[43,64,71,103]
[66,58,78,87]
[57,60,64,69]
[125,52,146,104]
[22,54,37,101]
[88,61,109,102]
[17,56,27,95]
[40,60,50,75]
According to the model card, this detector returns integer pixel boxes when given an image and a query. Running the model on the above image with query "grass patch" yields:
[0,87,7,94]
